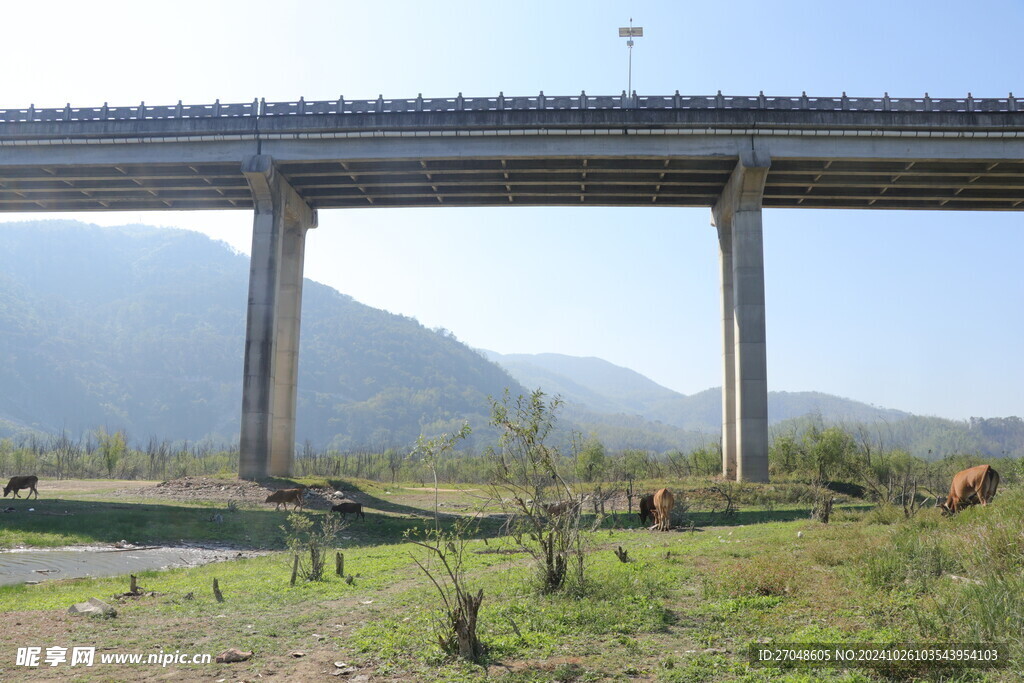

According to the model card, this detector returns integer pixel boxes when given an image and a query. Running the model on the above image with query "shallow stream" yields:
[0,545,258,586]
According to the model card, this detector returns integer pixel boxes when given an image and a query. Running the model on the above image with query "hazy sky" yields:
[2,0,1022,420]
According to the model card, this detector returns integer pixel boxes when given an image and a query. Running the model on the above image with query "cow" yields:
[3,475,39,499]
[937,464,999,515]
[331,501,365,521]
[651,488,674,531]
[264,488,305,511]
[638,493,656,526]
[542,500,576,517]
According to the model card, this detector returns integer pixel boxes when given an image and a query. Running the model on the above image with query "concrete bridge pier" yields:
[711,154,771,482]
[239,155,317,479]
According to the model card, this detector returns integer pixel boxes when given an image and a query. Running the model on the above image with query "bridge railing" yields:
[0,99,260,122]
[0,92,1018,123]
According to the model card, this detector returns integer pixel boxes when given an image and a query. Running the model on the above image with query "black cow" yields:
[4,475,39,499]
[638,493,655,526]
[331,501,365,521]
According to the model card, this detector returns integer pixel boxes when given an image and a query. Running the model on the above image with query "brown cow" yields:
[638,493,656,526]
[937,464,999,515]
[265,488,305,511]
[651,488,674,531]
[331,501,365,521]
[4,475,39,499]
[542,500,578,517]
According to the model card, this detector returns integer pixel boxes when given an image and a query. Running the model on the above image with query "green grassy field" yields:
[0,478,1020,681]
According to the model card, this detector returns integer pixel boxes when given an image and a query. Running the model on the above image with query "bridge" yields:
[2,92,1023,481]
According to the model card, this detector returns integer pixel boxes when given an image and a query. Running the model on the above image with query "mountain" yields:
[483,351,909,433]
[480,352,680,416]
[0,220,521,448]
[1,220,1018,459]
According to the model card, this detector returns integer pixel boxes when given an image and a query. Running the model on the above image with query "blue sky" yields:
[2,0,1022,419]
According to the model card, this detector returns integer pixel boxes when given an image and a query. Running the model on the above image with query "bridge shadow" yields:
[597,504,875,531]
[0,484,874,554]
[317,479,512,543]
[0,482,511,553]
[0,497,294,550]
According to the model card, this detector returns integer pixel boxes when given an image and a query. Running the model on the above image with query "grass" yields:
[0,479,1021,681]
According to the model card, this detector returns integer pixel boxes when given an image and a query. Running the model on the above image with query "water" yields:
[0,546,257,586]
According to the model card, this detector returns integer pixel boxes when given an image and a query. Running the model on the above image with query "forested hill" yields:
[0,220,520,448]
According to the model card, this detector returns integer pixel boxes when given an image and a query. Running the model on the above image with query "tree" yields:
[576,437,607,482]
[407,423,485,661]
[801,426,857,482]
[96,429,128,479]
[487,389,594,594]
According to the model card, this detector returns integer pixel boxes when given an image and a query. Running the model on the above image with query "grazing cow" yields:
[651,488,674,531]
[937,465,1000,515]
[542,497,587,519]
[3,475,39,499]
[542,500,572,517]
[331,501,365,521]
[264,488,305,511]
[638,493,656,526]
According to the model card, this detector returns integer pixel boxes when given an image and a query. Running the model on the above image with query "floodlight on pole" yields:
[618,18,643,96]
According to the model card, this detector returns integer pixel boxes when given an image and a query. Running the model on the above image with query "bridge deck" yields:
[2,95,1023,212]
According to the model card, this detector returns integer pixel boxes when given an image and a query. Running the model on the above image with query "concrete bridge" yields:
[2,92,1022,481]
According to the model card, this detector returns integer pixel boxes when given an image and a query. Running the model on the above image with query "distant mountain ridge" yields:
[483,351,910,433]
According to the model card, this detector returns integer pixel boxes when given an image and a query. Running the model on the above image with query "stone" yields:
[68,598,117,617]
[215,648,253,663]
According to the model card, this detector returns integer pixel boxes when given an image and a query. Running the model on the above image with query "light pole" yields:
[618,19,643,96]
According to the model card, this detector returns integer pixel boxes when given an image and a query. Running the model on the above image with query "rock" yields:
[68,598,117,618]
[331,666,358,676]
[215,648,253,663]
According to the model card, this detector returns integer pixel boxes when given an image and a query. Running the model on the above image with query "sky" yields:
[1,0,1022,420]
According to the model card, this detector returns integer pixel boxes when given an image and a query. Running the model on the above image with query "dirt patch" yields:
[117,477,352,510]
[401,486,477,493]
[35,479,159,495]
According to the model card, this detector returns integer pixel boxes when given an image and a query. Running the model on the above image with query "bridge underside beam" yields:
[712,154,771,483]
[2,132,1024,211]
[239,155,317,479]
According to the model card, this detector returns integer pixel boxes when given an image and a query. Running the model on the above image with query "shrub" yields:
[281,511,344,582]
[707,555,797,598]
[863,502,904,525]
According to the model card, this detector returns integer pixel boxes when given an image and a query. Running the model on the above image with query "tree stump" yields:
[811,495,834,524]
[453,589,484,661]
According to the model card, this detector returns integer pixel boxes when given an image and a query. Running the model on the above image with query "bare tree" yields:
[487,390,596,594]
[407,424,486,661]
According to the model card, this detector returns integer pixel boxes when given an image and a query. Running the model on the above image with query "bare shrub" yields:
[487,390,597,594]
[408,425,487,662]
[281,512,345,582]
